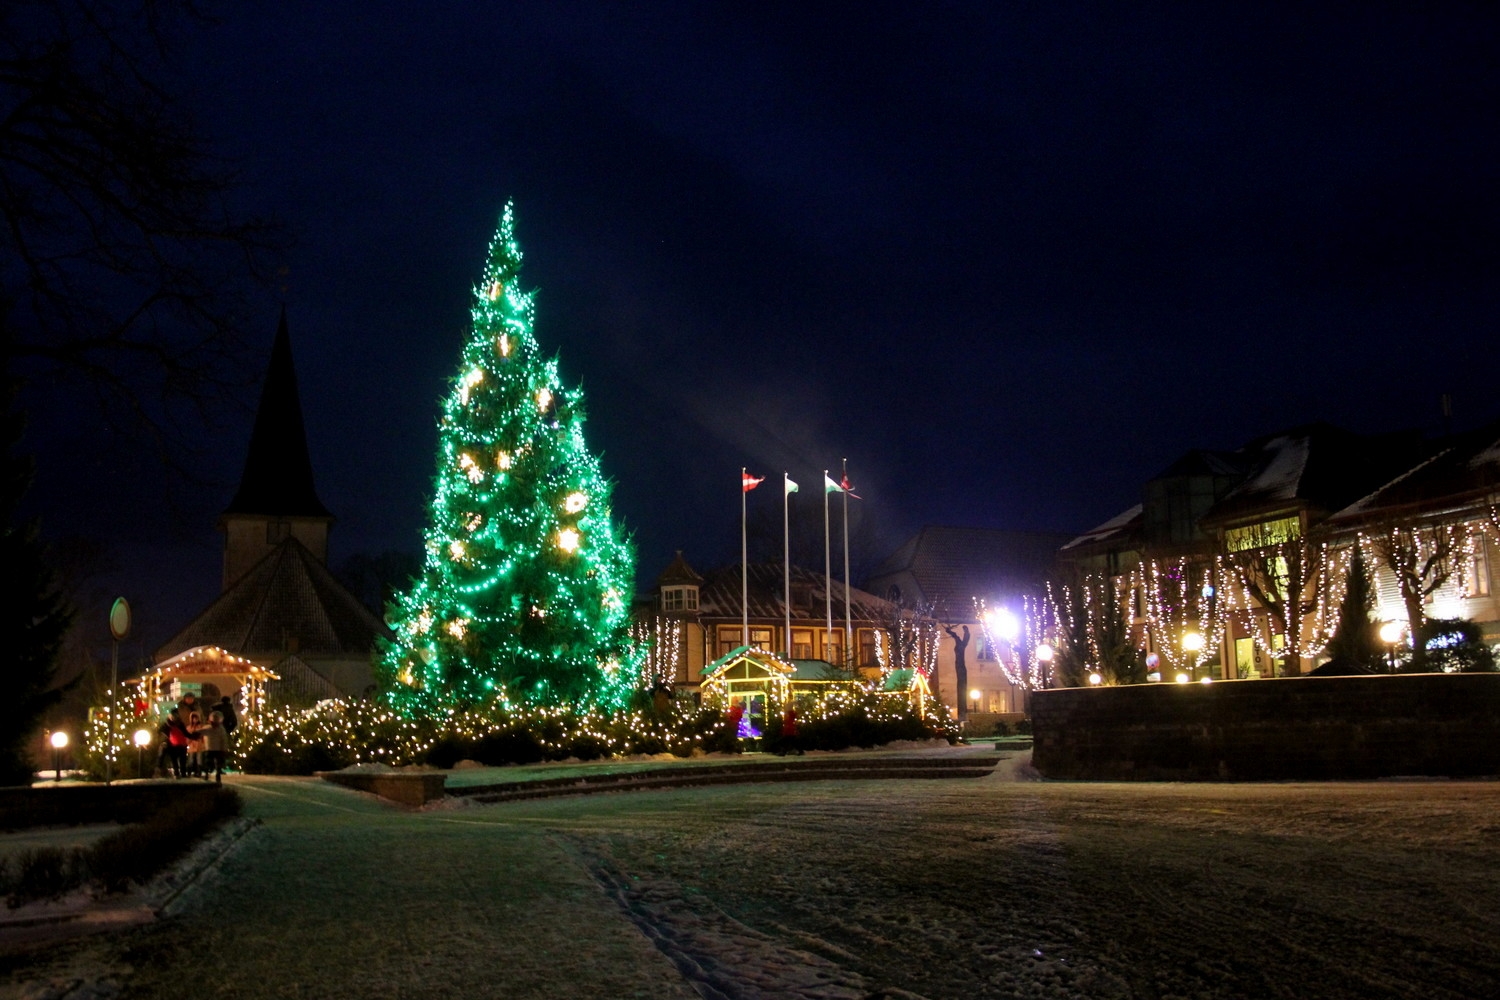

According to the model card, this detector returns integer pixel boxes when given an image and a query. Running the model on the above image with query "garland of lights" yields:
[630,615,683,690]
[872,611,940,679]
[379,204,639,714]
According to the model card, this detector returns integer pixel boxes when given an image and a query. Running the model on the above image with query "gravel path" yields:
[2,760,1497,999]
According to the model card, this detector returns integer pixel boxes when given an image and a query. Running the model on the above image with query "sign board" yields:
[109,597,132,641]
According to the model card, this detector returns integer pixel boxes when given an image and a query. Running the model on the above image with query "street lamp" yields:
[1035,643,1054,688]
[49,730,68,782]
[133,728,152,778]
[1087,671,1103,686]
[1182,631,1205,681]
[1378,621,1403,673]
[969,687,982,714]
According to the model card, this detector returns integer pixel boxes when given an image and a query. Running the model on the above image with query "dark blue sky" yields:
[24,1,1500,653]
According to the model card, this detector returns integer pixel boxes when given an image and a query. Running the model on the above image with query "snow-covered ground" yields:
[3,755,1498,999]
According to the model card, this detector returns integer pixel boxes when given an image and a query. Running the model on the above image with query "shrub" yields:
[89,789,242,893]
[2,789,241,905]
[5,847,85,906]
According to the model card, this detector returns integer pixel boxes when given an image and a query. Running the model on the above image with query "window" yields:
[823,633,845,667]
[267,520,291,544]
[791,629,814,659]
[718,626,772,659]
[660,587,698,612]
[1224,516,1301,554]
[977,636,996,662]
[1466,538,1491,598]
[857,629,878,668]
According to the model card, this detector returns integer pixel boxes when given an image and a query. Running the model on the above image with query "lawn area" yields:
[3,762,1497,999]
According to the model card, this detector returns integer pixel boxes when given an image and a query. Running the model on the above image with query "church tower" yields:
[219,309,333,589]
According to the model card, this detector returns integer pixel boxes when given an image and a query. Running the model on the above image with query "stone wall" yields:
[1031,673,1500,780]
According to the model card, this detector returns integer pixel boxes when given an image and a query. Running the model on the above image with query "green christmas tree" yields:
[381,205,637,712]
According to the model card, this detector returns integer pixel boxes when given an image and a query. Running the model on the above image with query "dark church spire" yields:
[223,308,331,518]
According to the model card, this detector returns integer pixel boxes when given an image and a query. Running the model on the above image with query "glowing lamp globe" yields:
[987,608,1020,643]
[133,729,152,748]
[1182,631,1205,653]
[49,731,68,750]
[1087,672,1103,686]
[1175,672,1191,684]
[968,688,982,703]
[1379,621,1403,645]
[1036,643,1054,663]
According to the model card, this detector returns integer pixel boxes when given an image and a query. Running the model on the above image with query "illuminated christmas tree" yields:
[381,205,637,712]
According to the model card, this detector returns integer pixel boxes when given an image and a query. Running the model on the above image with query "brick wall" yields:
[1031,673,1500,780]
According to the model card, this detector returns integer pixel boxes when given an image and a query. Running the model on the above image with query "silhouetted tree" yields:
[1325,545,1381,668]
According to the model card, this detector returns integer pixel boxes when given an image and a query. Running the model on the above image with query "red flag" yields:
[742,471,765,493]
[840,473,861,499]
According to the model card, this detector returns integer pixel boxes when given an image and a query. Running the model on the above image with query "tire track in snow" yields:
[560,836,929,1000]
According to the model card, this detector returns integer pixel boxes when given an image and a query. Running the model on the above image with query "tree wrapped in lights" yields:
[975,596,1057,690]
[1223,537,1339,674]
[1046,572,1146,686]
[380,205,637,712]
[1133,558,1231,677]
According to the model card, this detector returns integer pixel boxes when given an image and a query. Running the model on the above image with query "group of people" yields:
[155,692,238,783]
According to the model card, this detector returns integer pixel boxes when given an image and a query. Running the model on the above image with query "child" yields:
[186,710,205,778]
[201,711,230,785]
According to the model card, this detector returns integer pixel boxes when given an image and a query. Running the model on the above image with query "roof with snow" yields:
[1061,504,1143,551]
[156,537,388,661]
[1330,418,1500,521]
[1198,423,1428,527]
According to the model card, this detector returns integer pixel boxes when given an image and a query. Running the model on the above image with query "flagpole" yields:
[842,458,853,664]
[824,469,833,659]
[783,472,793,657]
[741,467,749,649]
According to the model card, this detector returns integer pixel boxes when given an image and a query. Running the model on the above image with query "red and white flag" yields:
[742,471,765,493]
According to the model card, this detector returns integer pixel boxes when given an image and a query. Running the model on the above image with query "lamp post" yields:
[133,729,152,779]
[1182,630,1205,681]
[106,597,131,786]
[969,687,982,715]
[1378,621,1403,673]
[49,730,68,782]
[1035,643,1054,689]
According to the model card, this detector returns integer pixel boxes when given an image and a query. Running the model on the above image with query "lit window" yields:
[1466,538,1491,597]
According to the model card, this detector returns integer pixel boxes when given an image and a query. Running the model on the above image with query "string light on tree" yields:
[379,203,639,713]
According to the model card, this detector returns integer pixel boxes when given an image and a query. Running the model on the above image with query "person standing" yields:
[185,709,205,778]
[164,708,191,778]
[200,711,230,785]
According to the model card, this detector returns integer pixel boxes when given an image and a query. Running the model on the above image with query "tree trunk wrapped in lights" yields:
[1223,538,1340,675]
[1364,520,1470,669]
[1046,572,1145,686]
[379,205,637,712]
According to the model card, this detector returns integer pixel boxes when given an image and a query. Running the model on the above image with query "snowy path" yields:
[3,763,1499,999]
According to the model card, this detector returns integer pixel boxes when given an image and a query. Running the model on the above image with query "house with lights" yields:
[637,552,898,697]
[864,526,1070,719]
[1058,420,1500,680]
[152,311,389,710]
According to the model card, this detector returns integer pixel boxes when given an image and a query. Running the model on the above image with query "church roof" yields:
[223,309,331,519]
[156,537,388,661]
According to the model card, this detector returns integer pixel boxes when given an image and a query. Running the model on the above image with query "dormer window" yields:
[661,586,699,612]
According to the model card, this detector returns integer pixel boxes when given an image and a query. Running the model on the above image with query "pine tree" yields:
[380,206,637,712]
[1325,545,1381,668]
[0,385,74,784]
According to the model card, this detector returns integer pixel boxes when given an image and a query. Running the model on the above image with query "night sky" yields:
[21,2,1500,656]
